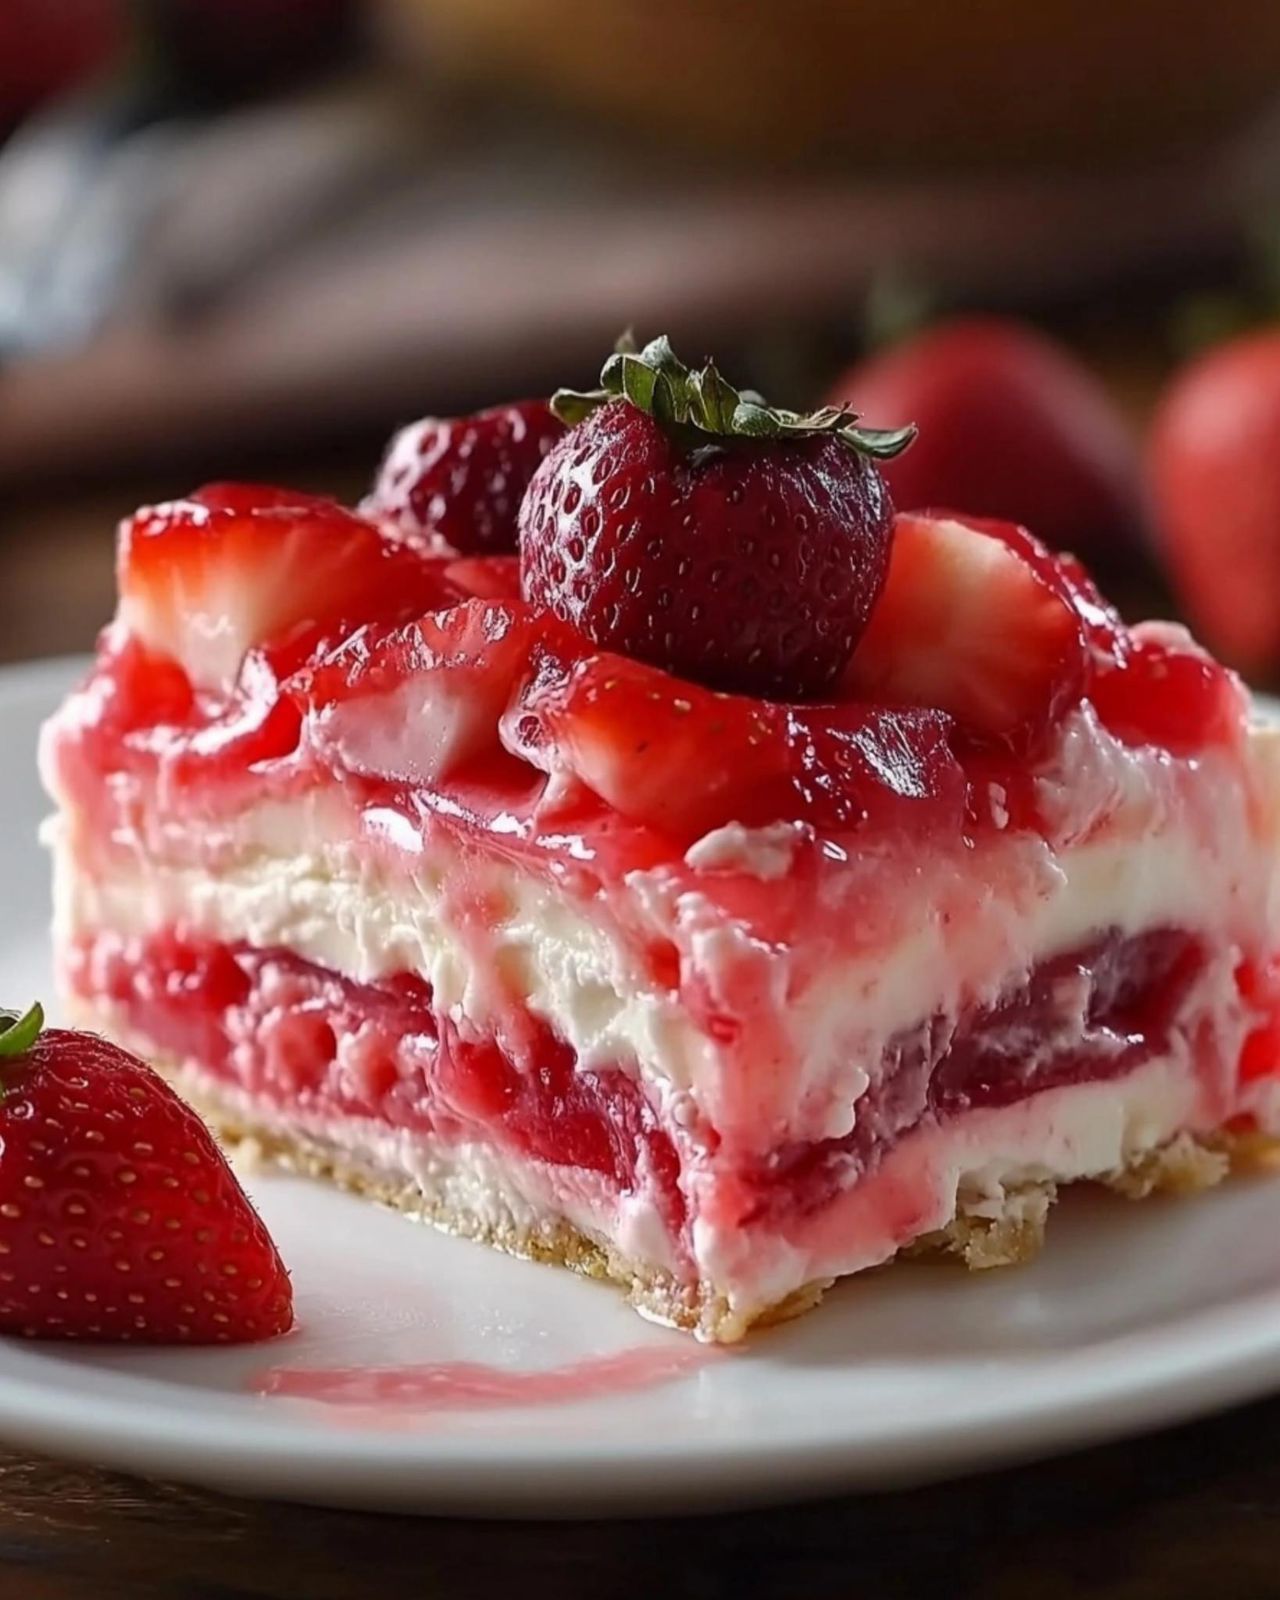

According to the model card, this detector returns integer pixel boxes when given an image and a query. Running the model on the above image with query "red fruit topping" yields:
[745,927,1208,1226]
[368,400,565,556]
[829,317,1141,563]
[172,652,306,778]
[508,654,788,836]
[845,512,1088,750]
[97,630,199,735]
[787,700,966,834]
[118,484,466,694]
[0,1005,292,1344]
[1090,624,1245,757]
[444,555,523,600]
[303,599,584,787]
[191,482,339,516]
[520,336,911,700]
[508,651,966,840]
[946,511,1127,663]
[435,1017,685,1237]
[1148,329,1280,673]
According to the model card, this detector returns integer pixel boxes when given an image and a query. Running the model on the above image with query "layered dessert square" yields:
[41,342,1280,1340]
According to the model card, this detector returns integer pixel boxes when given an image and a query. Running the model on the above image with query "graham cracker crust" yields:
[912,1130,1240,1273]
[171,1067,1273,1344]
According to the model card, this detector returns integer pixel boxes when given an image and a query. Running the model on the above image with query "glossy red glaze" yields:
[58,485,1244,877]
[1090,631,1245,757]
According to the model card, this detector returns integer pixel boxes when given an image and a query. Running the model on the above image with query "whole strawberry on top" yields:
[519,336,913,699]
[368,399,565,556]
[0,1004,293,1344]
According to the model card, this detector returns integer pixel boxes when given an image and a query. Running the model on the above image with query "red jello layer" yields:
[69,922,1240,1246]
[72,931,689,1244]
[743,928,1209,1225]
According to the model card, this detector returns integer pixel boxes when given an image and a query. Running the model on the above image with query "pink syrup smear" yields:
[251,1344,717,1424]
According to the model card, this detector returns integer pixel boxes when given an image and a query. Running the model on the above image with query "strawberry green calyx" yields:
[552,334,917,461]
[0,1003,44,1062]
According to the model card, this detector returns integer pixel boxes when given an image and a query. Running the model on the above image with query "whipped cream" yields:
[684,821,806,879]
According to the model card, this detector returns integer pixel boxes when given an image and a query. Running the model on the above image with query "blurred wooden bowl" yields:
[382,0,1280,168]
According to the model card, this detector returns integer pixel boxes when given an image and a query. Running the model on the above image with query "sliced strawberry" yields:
[118,485,467,696]
[190,482,339,516]
[845,512,1088,750]
[929,519,1241,758]
[508,654,790,838]
[509,653,967,841]
[93,628,199,736]
[302,599,583,788]
[172,652,306,780]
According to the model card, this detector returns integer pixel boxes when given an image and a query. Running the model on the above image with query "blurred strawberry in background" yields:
[828,318,1143,570]
[0,0,121,124]
[1148,328,1280,676]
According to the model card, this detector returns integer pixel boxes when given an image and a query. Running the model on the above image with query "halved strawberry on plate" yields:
[0,1003,293,1345]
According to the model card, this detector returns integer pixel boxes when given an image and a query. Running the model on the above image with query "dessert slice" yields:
[41,342,1280,1342]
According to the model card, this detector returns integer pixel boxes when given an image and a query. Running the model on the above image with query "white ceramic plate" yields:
[4,655,1280,1517]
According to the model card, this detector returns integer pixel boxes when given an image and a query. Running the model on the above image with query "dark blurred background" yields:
[4,0,1280,674]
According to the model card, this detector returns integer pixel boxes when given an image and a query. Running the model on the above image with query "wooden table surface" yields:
[4,476,1279,1600]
